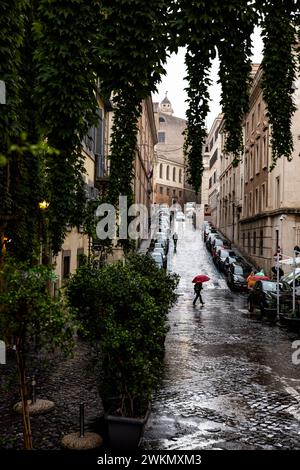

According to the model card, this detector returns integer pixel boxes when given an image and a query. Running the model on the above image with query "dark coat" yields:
[194,282,203,293]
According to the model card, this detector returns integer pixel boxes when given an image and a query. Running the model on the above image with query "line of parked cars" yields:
[204,221,253,291]
[148,205,171,269]
[204,221,300,327]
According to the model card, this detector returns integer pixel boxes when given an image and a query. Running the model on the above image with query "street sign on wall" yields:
[0,340,6,364]
[0,80,6,104]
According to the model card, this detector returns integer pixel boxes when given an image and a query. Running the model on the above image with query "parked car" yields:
[154,241,166,254]
[150,251,164,269]
[281,268,300,295]
[186,209,195,219]
[207,234,222,253]
[247,279,295,316]
[152,247,167,268]
[215,249,235,271]
[226,263,248,291]
[211,238,226,259]
[176,211,185,221]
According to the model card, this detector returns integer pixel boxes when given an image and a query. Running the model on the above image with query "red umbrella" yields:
[192,275,210,283]
[251,275,270,281]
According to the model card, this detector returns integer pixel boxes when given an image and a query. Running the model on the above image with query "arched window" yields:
[159,116,165,123]
[173,167,176,182]
[166,166,170,180]
[179,169,182,183]
[159,163,163,179]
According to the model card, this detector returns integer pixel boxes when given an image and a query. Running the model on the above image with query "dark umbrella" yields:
[192,275,210,283]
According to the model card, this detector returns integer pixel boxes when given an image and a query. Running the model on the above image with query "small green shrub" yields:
[67,254,179,417]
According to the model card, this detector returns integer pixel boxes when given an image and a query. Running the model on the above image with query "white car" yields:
[150,252,164,268]
[176,212,185,221]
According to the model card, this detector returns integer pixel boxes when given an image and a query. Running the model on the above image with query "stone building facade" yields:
[211,64,300,275]
[202,114,223,226]
[153,94,200,208]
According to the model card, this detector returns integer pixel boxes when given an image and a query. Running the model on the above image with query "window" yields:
[243,232,245,247]
[255,142,260,174]
[179,191,182,198]
[251,112,254,131]
[249,191,252,215]
[262,135,268,168]
[261,184,266,211]
[213,171,217,184]
[173,189,176,196]
[160,186,163,195]
[159,163,163,178]
[276,176,280,208]
[260,230,263,256]
[62,251,71,280]
[209,149,218,169]
[250,151,253,179]
[166,165,170,180]
[257,102,261,122]
[166,188,170,196]
[255,187,259,213]
[179,169,182,183]
[159,116,165,123]
[248,232,251,250]
[158,132,165,143]
[209,177,212,189]
[214,127,219,141]
[245,155,248,183]
[173,167,176,182]
[253,231,256,254]
[77,248,84,269]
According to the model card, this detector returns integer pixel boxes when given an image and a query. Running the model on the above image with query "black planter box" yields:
[105,408,150,451]
[279,313,300,331]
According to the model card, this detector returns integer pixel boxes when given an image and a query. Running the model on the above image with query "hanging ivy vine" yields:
[217,1,255,165]
[184,47,212,194]
[0,0,26,220]
[96,0,169,249]
[177,0,219,194]
[34,0,103,255]
[259,0,298,169]
[1,0,300,262]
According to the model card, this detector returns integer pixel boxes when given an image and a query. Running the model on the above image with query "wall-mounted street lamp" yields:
[38,200,50,210]
[38,200,50,266]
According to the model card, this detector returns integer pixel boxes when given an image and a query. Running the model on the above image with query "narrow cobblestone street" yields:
[143,222,300,450]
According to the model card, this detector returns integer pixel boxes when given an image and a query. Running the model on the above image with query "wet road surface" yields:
[143,223,300,450]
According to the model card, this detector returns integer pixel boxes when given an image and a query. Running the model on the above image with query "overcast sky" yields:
[152,27,264,130]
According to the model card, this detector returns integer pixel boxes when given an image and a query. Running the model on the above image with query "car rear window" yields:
[234,265,243,275]
[220,250,229,258]
[262,281,292,292]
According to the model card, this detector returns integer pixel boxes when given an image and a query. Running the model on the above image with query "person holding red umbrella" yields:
[192,275,210,306]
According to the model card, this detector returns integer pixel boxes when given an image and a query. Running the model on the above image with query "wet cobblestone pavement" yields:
[143,223,300,450]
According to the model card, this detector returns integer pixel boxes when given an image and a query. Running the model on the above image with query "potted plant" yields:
[279,305,300,332]
[67,253,179,449]
[0,255,77,449]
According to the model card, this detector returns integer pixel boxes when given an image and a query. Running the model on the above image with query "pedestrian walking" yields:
[247,271,255,290]
[271,265,284,280]
[193,282,205,306]
[172,232,178,250]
